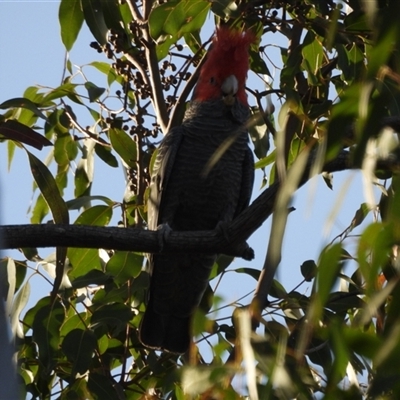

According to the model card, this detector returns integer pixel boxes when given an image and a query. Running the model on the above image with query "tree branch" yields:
[4,148,400,254]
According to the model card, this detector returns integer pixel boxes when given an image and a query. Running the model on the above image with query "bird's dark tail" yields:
[139,302,190,354]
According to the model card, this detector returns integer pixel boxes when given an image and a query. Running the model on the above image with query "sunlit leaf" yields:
[27,151,69,224]
[42,82,81,103]
[81,0,108,46]
[301,31,324,85]
[0,97,48,120]
[350,203,370,230]
[59,0,84,51]
[31,193,50,224]
[109,128,137,168]
[54,133,78,165]
[75,205,112,226]
[106,251,143,284]
[11,281,30,339]
[68,248,101,279]
[315,243,343,311]
[211,0,238,18]
[149,0,210,41]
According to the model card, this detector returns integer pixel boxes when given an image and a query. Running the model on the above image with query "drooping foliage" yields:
[1,0,400,398]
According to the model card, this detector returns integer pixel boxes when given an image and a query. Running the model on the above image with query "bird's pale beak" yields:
[222,75,238,105]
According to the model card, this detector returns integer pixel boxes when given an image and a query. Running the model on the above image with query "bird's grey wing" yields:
[147,126,184,231]
[234,145,254,217]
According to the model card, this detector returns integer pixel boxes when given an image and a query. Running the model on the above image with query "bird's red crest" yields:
[194,27,255,105]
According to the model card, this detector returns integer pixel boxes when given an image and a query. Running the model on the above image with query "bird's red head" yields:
[194,27,254,106]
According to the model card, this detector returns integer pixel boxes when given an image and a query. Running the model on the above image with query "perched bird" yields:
[139,27,255,354]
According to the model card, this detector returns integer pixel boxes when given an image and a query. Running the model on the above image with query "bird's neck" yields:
[183,99,249,131]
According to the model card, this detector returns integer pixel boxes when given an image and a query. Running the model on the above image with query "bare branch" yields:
[142,30,169,133]
[2,147,400,292]
[125,0,144,23]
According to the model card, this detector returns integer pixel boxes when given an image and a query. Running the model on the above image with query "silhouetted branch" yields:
[3,146,400,257]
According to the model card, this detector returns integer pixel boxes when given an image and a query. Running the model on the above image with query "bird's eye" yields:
[209,77,215,85]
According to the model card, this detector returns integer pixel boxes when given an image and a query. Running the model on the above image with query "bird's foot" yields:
[215,222,254,260]
[156,223,172,253]
[215,221,230,243]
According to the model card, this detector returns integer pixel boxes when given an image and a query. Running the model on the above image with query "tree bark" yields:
[1,148,400,257]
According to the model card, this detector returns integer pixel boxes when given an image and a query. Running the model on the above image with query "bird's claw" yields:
[156,223,172,253]
[215,222,254,260]
[215,221,230,243]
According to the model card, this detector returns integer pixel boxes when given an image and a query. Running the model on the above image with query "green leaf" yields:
[269,279,287,299]
[209,254,234,279]
[61,329,97,374]
[233,267,260,281]
[0,97,48,120]
[42,82,81,103]
[254,149,276,170]
[350,203,370,230]
[94,143,118,167]
[316,243,343,307]
[88,373,120,399]
[89,61,111,75]
[90,61,119,86]
[301,31,324,85]
[31,193,50,224]
[249,108,270,160]
[300,260,317,282]
[0,257,15,315]
[90,303,133,334]
[68,248,101,279]
[149,0,210,41]
[250,49,270,75]
[71,269,110,288]
[84,81,106,102]
[54,133,78,166]
[66,195,114,210]
[358,222,392,294]
[7,140,16,170]
[211,0,238,19]
[155,35,177,60]
[81,0,108,46]
[27,151,69,224]
[0,120,52,150]
[106,251,143,284]
[60,312,90,338]
[184,31,202,54]
[14,260,28,292]
[75,205,113,226]
[45,109,71,137]
[59,0,84,51]
[99,0,124,31]
[31,297,65,368]
[10,281,30,338]
[74,140,95,198]
[326,292,365,314]
[109,128,137,168]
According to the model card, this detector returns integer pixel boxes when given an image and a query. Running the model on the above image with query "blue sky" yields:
[0,1,375,337]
